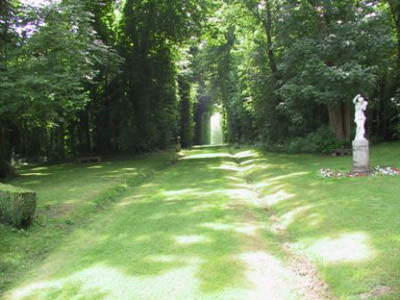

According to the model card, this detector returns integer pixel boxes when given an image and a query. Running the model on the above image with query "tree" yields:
[0,0,121,161]
[275,0,392,141]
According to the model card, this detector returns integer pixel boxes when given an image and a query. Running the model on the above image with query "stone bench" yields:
[76,156,102,163]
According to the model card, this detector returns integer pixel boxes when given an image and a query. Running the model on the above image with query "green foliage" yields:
[390,88,400,139]
[0,0,121,119]
[0,183,36,228]
[0,0,122,164]
[192,0,397,147]
[276,1,392,104]
[178,75,196,147]
[0,0,399,165]
[285,126,346,154]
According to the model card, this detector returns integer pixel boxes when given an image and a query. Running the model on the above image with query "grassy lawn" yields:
[0,151,175,296]
[4,147,317,300]
[236,142,400,299]
[1,144,399,299]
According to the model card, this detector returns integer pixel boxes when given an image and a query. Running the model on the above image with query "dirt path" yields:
[7,147,335,300]
[228,149,335,300]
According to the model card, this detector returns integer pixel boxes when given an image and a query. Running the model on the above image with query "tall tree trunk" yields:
[343,102,351,141]
[263,0,278,74]
[328,102,351,141]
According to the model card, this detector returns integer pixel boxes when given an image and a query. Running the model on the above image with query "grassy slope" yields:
[0,151,175,296]
[238,142,400,299]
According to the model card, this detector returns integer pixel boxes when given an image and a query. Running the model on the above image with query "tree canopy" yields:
[0,0,399,174]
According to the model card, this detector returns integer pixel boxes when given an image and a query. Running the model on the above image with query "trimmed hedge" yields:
[0,183,36,228]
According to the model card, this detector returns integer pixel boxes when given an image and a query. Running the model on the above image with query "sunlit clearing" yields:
[87,165,103,169]
[309,232,375,264]
[31,167,48,171]
[239,158,267,166]
[210,112,223,145]
[234,150,258,159]
[20,172,51,176]
[10,263,203,300]
[238,252,299,299]
[263,190,295,205]
[211,162,240,172]
[224,188,261,207]
[199,222,263,236]
[280,205,312,229]
[163,189,199,197]
[181,153,232,160]
[175,235,211,245]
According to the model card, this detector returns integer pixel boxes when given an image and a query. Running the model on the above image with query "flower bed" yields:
[319,166,400,178]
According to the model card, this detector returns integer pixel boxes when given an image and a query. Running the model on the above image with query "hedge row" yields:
[0,183,36,228]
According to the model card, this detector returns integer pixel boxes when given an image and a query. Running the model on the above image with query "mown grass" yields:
[0,151,175,296]
[2,144,399,300]
[4,147,306,300]
[236,142,400,299]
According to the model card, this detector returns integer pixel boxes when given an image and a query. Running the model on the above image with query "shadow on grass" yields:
[9,149,257,299]
[7,144,400,299]
[233,145,400,299]
[0,152,176,296]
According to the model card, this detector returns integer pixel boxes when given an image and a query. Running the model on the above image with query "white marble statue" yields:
[353,94,368,140]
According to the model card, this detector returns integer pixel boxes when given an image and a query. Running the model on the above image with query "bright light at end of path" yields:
[210,112,223,145]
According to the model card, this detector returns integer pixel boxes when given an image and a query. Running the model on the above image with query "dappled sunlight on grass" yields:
[175,235,212,245]
[199,222,265,236]
[237,251,300,299]
[20,172,52,177]
[87,165,103,169]
[31,167,49,171]
[263,190,295,205]
[307,232,375,264]
[116,194,146,208]
[163,188,200,197]
[280,205,314,230]
[11,263,205,300]
[4,145,400,299]
[210,163,240,172]
[234,150,259,160]
[0,152,176,295]
[231,143,400,299]
[181,152,232,160]
[6,146,315,299]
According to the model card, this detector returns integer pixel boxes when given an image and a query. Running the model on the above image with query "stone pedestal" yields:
[352,139,372,174]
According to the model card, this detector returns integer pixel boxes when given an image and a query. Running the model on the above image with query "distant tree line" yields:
[0,0,399,177]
